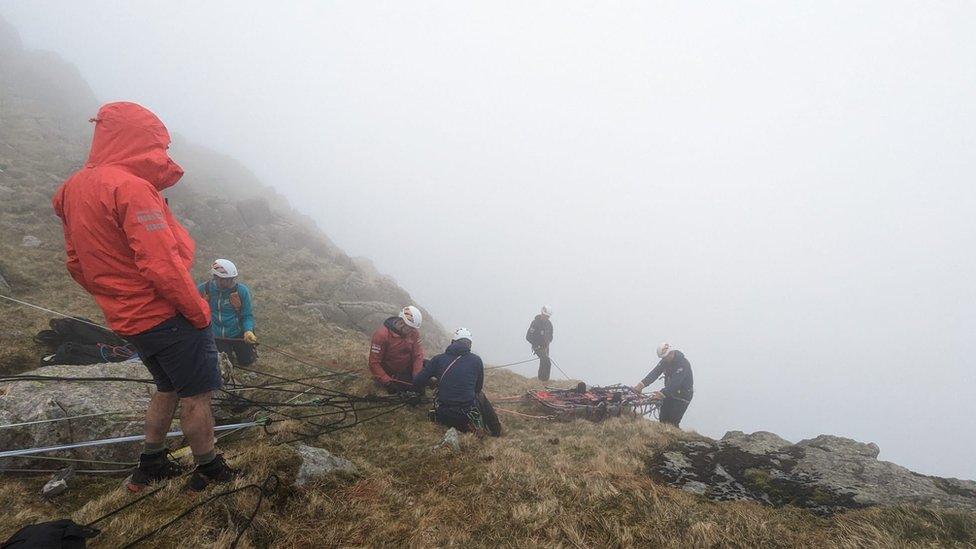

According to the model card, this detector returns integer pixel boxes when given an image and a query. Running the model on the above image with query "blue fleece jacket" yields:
[413,341,484,407]
[197,280,255,339]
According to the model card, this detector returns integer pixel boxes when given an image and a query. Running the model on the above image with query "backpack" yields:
[41,342,135,366]
[33,317,127,348]
[1,519,99,549]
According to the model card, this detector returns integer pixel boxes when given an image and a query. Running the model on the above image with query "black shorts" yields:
[215,338,257,366]
[129,315,222,398]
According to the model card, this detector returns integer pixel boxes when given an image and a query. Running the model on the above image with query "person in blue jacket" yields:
[633,343,694,427]
[198,258,257,366]
[413,327,501,436]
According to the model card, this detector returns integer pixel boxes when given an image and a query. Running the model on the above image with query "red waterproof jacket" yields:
[52,102,210,336]
[368,317,424,385]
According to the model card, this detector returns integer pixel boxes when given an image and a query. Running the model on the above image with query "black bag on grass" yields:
[33,317,126,349]
[1,519,99,548]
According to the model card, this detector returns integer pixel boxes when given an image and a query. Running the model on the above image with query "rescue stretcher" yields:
[524,383,661,421]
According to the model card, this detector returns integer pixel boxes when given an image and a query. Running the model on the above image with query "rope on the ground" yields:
[112,474,281,549]
[83,470,280,546]
[0,296,433,466]
[494,407,555,420]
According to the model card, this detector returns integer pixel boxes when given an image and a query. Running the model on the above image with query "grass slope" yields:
[2,360,974,547]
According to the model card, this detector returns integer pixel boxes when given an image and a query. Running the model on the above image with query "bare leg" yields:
[144,391,179,443]
[179,392,215,455]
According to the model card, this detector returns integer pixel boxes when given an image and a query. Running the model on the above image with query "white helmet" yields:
[399,305,423,329]
[656,342,673,359]
[451,327,473,341]
[211,259,238,278]
[541,305,552,316]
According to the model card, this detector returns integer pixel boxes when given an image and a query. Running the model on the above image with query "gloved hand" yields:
[632,382,645,393]
[243,331,258,344]
[650,390,665,401]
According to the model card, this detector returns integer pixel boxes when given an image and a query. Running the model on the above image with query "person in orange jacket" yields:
[368,305,425,392]
[52,102,234,492]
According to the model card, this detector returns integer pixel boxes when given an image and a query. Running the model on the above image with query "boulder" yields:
[432,428,461,452]
[0,361,238,467]
[0,362,152,466]
[0,270,10,293]
[647,431,976,515]
[293,444,357,486]
[20,235,41,248]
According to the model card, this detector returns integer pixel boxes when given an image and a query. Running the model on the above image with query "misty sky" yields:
[3,1,974,478]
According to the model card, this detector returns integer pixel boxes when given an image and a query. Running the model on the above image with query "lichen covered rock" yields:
[647,431,976,515]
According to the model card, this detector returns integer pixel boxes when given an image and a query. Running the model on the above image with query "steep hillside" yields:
[1,17,974,548]
[0,17,446,374]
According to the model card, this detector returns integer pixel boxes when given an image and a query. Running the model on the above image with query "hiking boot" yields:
[125,452,184,492]
[184,454,238,492]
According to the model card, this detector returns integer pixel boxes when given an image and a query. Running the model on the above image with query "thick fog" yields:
[3,2,974,478]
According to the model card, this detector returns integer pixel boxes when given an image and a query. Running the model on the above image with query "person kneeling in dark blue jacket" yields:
[413,328,501,437]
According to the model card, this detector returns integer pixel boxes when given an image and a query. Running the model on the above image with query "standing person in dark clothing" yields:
[414,328,501,436]
[633,343,694,427]
[525,305,554,381]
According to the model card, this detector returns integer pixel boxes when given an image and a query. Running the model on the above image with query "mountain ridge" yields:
[0,18,447,373]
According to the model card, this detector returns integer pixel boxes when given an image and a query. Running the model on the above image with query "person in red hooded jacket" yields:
[53,102,235,493]
[368,305,425,392]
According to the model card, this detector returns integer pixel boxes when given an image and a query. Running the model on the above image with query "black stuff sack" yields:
[1,519,99,549]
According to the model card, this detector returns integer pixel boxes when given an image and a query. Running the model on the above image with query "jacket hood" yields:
[445,340,472,356]
[383,316,402,334]
[85,102,184,190]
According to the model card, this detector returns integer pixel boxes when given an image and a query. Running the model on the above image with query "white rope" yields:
[0,410,138,430]
[485,357,539,370]
[0,293,111,331]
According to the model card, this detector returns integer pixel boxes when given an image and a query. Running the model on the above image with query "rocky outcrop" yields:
[0,361,242,467]
[236,197,276,228]
[647,430,976,515]
[0,362,153,466]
